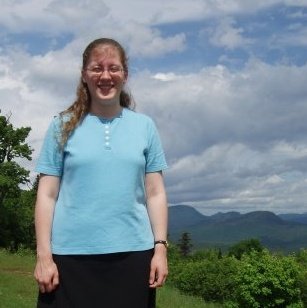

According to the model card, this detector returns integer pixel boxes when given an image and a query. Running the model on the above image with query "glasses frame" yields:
[85,65,124,77]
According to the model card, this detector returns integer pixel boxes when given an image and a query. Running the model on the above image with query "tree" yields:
[0,111,32,163]
[228,238,264,260]
[0,111,33,204]
[177,232,193,257]
[232,250,303,307]
[0,110,33,250]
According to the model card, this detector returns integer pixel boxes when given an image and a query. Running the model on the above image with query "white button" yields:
[105,142,110,146]
[105,130,109,134]
[105,136,110,140]
[105,125,109,129]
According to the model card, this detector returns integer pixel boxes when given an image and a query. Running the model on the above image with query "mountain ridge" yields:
[168,205,307,252]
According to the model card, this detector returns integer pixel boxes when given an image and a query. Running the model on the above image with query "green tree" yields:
[177,232,193,257]
[232,250,303,307]
[296,249,307,306]
[0,110,33,250]
[0,112,32,162]
[228,238,264,260]
[171,255,239,303]
[0,111,33,204]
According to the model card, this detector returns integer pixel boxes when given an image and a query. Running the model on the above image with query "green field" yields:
[0,249,219,308]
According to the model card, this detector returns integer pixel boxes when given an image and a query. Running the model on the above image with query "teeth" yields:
[98,83,112,86]
[98,84,113,89]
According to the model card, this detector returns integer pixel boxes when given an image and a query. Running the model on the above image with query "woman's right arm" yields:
[34,174,60,293]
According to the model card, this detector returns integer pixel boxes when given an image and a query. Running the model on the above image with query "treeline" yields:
[0,110,36,251]
[170,233,307,307]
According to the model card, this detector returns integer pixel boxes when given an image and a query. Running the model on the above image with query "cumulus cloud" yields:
[206,17,252,50]
[115,22,186,58]
[130,60,307,213]
[1,0,307,215]
[166,142,307,214]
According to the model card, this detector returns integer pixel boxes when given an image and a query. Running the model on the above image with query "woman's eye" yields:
[92,67,102,73]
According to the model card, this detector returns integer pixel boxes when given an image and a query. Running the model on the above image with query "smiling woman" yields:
[33,38,169,308]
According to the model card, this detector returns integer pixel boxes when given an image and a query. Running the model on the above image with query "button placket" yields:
[104,124,111,150]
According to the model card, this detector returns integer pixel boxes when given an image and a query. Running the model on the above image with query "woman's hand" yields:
[34,255,59,293]
[149,245,168,288]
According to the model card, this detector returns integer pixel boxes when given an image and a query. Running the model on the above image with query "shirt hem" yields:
[51,243,154,255]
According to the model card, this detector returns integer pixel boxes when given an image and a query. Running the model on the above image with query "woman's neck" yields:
[89,101,123,119]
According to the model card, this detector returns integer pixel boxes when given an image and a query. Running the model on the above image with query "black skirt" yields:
[37,249,156,308]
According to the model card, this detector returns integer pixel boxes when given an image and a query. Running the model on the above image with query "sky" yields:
[1,0,307,215]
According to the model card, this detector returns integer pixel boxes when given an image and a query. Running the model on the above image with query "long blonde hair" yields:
[60,38,133,146]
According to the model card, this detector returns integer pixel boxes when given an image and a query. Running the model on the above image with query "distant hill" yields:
[168,205,208,230]
[278,213,307,225]
[168,205,307,253]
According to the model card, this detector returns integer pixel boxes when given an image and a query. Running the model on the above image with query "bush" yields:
[296,249,307,306]
[170,256,239,303]
[231,250,303,307]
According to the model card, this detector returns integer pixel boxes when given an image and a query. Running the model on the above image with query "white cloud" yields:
[165,142,307,214]
[116,22,186,58]
[1,0,307,215]
[279,25,307,46]
[206,17,253,50]
[1,0,306,37]
[129,60,307,213]
[153,73,182,81]
[103,0,207,24]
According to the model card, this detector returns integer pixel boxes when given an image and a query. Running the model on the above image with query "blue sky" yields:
[1,0,307,214]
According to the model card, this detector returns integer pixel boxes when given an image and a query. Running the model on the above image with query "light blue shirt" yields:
[36,108,168,254]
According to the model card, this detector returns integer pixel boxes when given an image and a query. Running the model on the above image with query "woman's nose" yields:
[99,70,112,78]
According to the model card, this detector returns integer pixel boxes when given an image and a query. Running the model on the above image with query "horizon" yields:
[169,204,307,216]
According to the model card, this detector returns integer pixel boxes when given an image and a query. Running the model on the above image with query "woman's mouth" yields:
[97,83,114,91]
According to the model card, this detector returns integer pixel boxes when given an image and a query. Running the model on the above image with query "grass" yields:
[0,249,37,308]
[0,249,220,308]
[157,285,222,308]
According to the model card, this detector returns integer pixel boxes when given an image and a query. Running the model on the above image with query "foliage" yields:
[228,238,264,260]
[169,253,239,303]
[296,248,307,268]
[168,240,307,307]
[177,232,193,257]
[0,187,36,251]
[0,161,30,204]
[0,110,34,251]
[0,111,32,163]
[230,249,303,307]
[295,249,307,306]
[190,248,223,261]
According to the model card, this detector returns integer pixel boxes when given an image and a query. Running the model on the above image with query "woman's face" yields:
[82,45,127,107]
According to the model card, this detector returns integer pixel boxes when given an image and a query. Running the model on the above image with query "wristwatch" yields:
[154,240,169,248]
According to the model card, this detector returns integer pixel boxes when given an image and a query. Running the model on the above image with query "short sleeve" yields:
[35,117,64,176]
[145,119,168,173]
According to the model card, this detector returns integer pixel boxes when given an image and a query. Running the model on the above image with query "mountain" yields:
[278,213,307,225]
[168,205,307,252]
[168,205,208,231]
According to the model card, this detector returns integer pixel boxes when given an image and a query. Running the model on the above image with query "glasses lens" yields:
[87,66,122,75]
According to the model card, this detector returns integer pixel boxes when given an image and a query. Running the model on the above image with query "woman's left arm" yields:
[145,171,168,288]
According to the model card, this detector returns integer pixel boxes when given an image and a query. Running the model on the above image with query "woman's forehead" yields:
[88,45,120,61]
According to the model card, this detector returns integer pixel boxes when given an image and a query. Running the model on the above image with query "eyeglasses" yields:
[85,65,124,76]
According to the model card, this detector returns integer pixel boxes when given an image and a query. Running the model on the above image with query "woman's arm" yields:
[145,171,168,288]
[34,174,60,293]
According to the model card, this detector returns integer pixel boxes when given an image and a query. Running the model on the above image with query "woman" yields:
[34,38,168,308]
